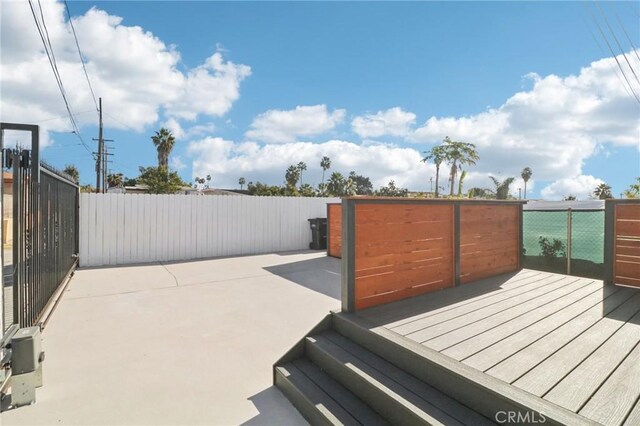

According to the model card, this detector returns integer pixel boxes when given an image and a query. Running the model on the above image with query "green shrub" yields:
[538,236,566,259]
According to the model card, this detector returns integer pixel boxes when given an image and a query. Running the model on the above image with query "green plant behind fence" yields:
[522,210,604,279]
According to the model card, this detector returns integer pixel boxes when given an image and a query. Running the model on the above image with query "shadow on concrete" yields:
[265,256,341,300]
[241,386,305,426]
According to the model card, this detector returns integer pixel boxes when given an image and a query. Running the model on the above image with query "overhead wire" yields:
[595,0,640,86]
[63,0,99,113]
[27,0,95,157]
[584,0,640,104]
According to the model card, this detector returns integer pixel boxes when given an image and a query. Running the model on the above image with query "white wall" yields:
[79,193,340,267]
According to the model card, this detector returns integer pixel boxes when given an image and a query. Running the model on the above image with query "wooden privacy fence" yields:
[327,203,342,258]
[80,194,339,267]
[605,199,640,287]
[340,198,524,311]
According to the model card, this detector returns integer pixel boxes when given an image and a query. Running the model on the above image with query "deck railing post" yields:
[341,198,356,313]
[454,203,461,286]
[603,200,615,286]
[567,208,572,275]
[519,203,524,269]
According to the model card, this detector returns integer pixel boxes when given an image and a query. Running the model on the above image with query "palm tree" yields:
[151,128,176,168]
[285,165,301,195]
[521,167,533,199]
[421,145,447,197]
[239,177,246,190]
[489,176,515,200]
[442,137,479,196]
[107,173,124,188]
[297,161,307,186]
[623,177,640,198]
[63,164,79,183]
[594,183,613,199]
[320,156,331,190]
[327,172,346,197]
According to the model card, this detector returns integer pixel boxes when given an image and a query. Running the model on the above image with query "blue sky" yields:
[1,1,639,199]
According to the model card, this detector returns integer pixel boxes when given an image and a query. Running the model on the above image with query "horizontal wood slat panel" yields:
[616,220,640,237]
[460,204,520,284]
[616,204,640,220]
[614,204,640,287]
[354,203,454,309]
[327,203,342,258]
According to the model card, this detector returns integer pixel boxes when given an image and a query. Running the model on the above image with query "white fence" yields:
[79,194,340,267]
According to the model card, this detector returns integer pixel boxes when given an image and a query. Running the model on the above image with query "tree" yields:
[468,187,492,198]
[80,184,95,193]
[521,167,533,199]
[123,177,138,187]
[285,165,301,195]
[320,156,331,190]
[421,144,447,197]
[63,164,79,183]
[138,166,187,194]
[623,177,640,198]
[490,176,515,200]
[563,194,577,201]
[247,181,285,196]
[151,128,176,168]
[239,177,246,190]
[376,180,408,197]
[327,172,346,196]
[107,173,124,188]
[457,170,467,197]
[442,137,479,196]
[297,162,307,186]
[348,171,374,195]
[593,183,613,199]
[299,183,316,197]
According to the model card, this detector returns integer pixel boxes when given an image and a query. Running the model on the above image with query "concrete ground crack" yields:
[159,262,180,286]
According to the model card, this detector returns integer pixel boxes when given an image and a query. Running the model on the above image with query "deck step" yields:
[332,311,598,426]
[305,332,491,425]
[275,358,388,426]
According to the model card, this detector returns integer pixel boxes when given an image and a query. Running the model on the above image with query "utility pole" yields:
[95,97,103,193]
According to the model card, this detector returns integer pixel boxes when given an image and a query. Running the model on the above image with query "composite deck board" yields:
[391,272,565,336]
[444,281,610,362]
[291,358,389,426]
[543,309,640,412]
[468,285,634,373]
[579,342,640,426]
[414,278,591,350]
[513,303,640,398]
[623,398,640,426]
[360,269,542,326]
[403,275,581,343]
[322,331,493,426]
[361,269,640,425]
[487,289,640,384]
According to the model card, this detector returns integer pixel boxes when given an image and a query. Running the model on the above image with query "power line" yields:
[595,1,640,86]
[584,1,640,104]
[63,0,99,113]
[27,0,94,157]
[612,2,640,64]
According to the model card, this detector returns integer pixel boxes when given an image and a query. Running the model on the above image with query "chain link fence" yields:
[522,209,604,279]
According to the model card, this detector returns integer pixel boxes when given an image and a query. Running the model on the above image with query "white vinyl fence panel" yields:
[79,194,340,267]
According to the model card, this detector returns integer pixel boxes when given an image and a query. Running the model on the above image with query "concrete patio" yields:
[2,251,340,425]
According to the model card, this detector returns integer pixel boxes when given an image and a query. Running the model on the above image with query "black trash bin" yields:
[308,218,327,250]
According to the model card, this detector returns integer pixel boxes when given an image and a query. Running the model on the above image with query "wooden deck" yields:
[358,269,640,426]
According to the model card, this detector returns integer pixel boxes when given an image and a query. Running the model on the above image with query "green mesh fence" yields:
[522,210,604,279]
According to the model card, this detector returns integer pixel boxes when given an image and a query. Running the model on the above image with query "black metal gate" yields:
[1,123,79,330]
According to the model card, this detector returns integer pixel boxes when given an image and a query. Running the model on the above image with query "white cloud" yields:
[245,105,346,143]
[541,175,604,200]
[170,155,186,171]
[351,107,416,138]
[412,51,640,184]
[162,118,185,139]
[188,138,431,190]
[0,1,249,139]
